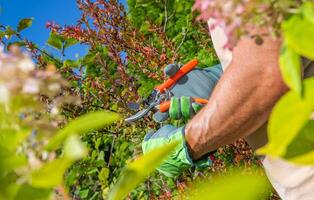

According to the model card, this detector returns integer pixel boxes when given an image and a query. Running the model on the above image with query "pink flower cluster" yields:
[194,0,254,48]
[193,0,301,48]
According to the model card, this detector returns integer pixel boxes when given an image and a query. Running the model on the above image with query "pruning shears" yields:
[125,59,209,123]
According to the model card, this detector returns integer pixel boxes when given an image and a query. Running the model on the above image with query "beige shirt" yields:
[208,19,314,200]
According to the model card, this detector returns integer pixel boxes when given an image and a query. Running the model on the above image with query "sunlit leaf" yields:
[81,53,96,66]
[5,26,16,39]
[46,32,63,50]
[290,151,314,165]
[0,129,30,151]
[14,184,52,200]
[78,189,90,199]
[63,37,78,49]
[63,59,78,68]
[17,18,33,32]
[0,147,27,171]
[279,43,302,95]
[186,170,271,200]
[285,121,314,165]
[64,135,87,160]
[258,78,314,157]
[46,111,119,151]
[30,158,71,188]
[283,3,314,60]
[107,141,179,200]
[30,135,85,188]
[301,2,314,24]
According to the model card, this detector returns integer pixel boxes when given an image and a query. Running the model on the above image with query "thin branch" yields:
[175,31,187,53]
[163,0,168,33]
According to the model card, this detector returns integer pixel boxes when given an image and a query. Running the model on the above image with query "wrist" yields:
[184,125,215,169]
[184,124,201,160]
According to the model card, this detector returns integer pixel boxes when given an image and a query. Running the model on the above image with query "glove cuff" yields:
[181,126,214,169]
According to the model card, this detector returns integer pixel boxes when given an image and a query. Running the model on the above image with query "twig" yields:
[175,31,187,53]
[163,0,168,33]
[107,136,115,167]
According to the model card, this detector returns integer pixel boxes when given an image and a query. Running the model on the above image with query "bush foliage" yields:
[0,0,313,199]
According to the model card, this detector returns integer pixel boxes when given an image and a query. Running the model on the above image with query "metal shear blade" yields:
[125,102,158,123]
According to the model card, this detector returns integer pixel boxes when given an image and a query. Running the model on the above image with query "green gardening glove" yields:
[142,124,212,177]
[167,96,203,120]
[153,63,222,122]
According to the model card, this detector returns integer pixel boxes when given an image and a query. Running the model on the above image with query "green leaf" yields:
[282,4,314,60]
[258,78,314,157]
[187,170,271,200]
[17,18,33,32]
[302,2,314,24]
[31,135,86,188]
[63,37,78,49]
[78,189,90,199]
[99,167,110,187]
[46,32,63,50]
[30,158,71,188]
[0,129,30,151]
[14,184,52,200]
[63,59,78,68]
[290,151,314,165]
[285,120,314,165]
[64,135,87,160]
[279,43,302,95]
[82,53,97,66]
[46,111,119,151]
[0,147,27,171]
[107,141,179,200]
[5,26,17,39]
[139,21,150,33]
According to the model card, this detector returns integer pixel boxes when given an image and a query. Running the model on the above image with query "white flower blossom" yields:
[0,83,10,104]
[23,78,40,94]
[51,106,59,115]
[17,57,35,72]
[48,83,61,92]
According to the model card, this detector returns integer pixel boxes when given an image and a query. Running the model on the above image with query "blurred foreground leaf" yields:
[30,158,71,188]
[31,136,86,188]
[258,78,314,157]
[283,2,314,60]
[279,43,302,95]
[186,170,271,200]
[107,141,179,200]
[47,111,119,150]
[14,184,51,200]
[286,121,314,165]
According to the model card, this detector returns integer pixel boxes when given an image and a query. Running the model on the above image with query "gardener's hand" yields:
[142,124,212,177]
[153,63,222,122]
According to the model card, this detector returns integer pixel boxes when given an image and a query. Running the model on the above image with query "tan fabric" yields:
[208,19,314,200]
[263,157,314,200]
[208,19,232,70]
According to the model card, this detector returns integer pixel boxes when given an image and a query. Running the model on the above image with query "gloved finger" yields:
[143,130,155,141]
[169,97,181,120]
[191,102,203,113]
[180,96,192,118]
[195,158,213,169]
[153,111,169,123]
[164,63,180,77]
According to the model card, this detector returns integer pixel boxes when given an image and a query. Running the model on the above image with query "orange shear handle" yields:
[155,59,198,93]
[159,98,209,113]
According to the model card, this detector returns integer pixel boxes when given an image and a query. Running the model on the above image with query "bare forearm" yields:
[185,36,287,160]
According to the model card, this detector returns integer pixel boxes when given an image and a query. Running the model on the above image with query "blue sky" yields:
[0,0,127,60]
